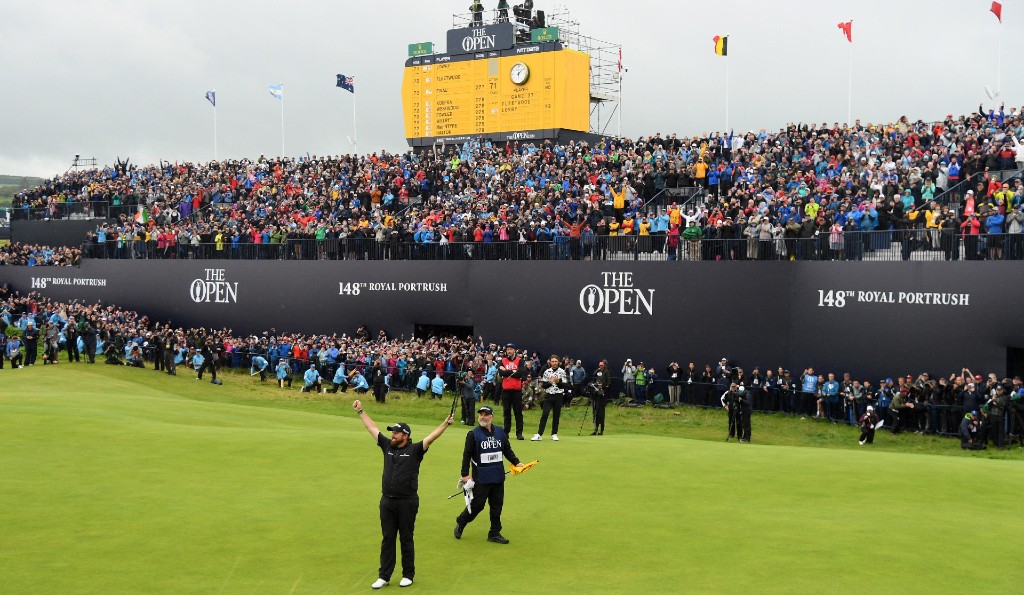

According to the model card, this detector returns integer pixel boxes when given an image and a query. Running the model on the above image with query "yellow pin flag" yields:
[509,459,539,476]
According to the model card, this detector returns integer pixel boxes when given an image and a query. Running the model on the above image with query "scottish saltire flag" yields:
[205,90,216,107]
[336,74,355,93]
[269,84,284,100]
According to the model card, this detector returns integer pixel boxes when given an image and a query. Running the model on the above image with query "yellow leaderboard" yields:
[402,46,589,143]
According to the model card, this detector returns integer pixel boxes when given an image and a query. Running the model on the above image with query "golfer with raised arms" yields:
[353,399,454,589]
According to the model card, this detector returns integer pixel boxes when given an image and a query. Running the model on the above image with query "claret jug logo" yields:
[580,272,655,316]
[190,269,238,304]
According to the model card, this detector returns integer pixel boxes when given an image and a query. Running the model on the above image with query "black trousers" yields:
[501,389,524,437]
[537,393,563,435]
[859,427,876,444]
[164,351,176,375]
[197,360,217,381]
[726,406,737,438]
[24,340,37,365]
[737,406,752,441]
[461,396,475,425]
[66,337,79,362]
[456,482,504,537]
[374,383,387,403]
[988,414,1005,448]
[593,391,607,432]
[379,496,418,581]
[83,339,96,363]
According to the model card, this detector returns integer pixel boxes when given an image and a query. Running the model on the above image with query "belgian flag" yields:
[713,35,728,57]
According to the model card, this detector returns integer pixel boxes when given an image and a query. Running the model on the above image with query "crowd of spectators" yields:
[0,242,81,266]
[1,282,1020,448]
[9,105,1024,262]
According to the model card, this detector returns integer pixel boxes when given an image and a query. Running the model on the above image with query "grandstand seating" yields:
[9,106,1024,262]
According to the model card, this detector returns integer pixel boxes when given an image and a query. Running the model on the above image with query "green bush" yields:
[4,325,23,339]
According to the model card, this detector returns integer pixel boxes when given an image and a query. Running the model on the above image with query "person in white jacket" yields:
[1011,132,1024,171]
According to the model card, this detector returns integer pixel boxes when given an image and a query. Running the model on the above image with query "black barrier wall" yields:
[11,219,112,248]
[2,261,1021,378]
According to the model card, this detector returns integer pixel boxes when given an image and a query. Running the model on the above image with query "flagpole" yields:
[352,85,358,155]
[847,39,853,127]
[725,52,730,133]
[213,94,218,161]
[997,20,1002,97]
[617,70,623,139]
[280,88,285,158]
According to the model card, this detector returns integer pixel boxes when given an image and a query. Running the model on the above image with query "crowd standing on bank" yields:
[2,282,1020,449]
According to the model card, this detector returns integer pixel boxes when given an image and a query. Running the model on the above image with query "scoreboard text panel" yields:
[402,49,589,140]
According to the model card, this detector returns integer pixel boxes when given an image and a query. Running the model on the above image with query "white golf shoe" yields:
[399,577,413,587]
[551,434,559,441]
[371,578,388,589]
[530,434,542,441]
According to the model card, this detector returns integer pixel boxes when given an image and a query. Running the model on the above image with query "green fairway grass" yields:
[1,365,1022,594]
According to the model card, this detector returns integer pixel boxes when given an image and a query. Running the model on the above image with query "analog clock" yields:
[510,62,530,85]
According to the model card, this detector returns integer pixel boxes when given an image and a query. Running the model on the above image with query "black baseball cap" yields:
[386,422,411,436]
[477,406,494,414]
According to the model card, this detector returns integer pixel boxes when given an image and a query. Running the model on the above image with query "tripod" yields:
[577,396,593,436]
[1008,406,1024,448]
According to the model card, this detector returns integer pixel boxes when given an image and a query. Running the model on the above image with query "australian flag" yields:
[336,74,355,93]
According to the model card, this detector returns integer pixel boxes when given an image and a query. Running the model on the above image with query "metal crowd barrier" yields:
[81,231,1024,262]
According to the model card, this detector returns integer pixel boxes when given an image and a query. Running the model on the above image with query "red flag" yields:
[991,1,1002,22]
[617,48,623,73]
[837,20,852,43]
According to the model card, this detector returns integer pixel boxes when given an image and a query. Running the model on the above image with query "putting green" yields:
[1,366,1021,593]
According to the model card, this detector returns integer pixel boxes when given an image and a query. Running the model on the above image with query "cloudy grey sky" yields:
[2,0,1018,177]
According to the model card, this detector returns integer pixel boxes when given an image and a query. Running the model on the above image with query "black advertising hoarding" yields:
[11,219,112,248]
[2,261,1021,378]
[446,23,515,55]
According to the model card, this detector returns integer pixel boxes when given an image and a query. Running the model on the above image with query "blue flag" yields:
[269,84,283,100]
[205,90,216,107]
[336,74,355,93]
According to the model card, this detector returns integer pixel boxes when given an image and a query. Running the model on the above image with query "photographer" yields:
[459,371,478,425]
[983,385,1009,449]
[666,361,682,406]
[736,383,752,442]
[721,383,740,440]
[858,405,879,445]
[590,360,611,435]
[43,320,60,364]
[126,344,145,368]
[959,411,984,450]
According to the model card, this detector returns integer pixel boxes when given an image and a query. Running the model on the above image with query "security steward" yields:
[353,399,454,590]
[454,405,523,544]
